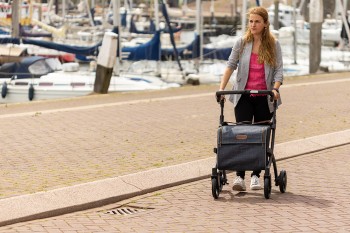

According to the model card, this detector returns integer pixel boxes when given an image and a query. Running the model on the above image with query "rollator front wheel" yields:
[264,177,271,199]
[279,170,287,193]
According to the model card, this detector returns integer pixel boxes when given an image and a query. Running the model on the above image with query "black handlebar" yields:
[216,90,274,103]
[216,90,278,128]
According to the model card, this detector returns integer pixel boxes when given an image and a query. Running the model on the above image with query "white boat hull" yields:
[0,71,180,104]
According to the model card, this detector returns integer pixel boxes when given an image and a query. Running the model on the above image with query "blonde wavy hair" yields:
[242,6,277,67]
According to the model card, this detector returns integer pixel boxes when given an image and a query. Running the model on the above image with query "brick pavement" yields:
[2,144,349,232]
[0,72,349,230]
[0,72,349,200]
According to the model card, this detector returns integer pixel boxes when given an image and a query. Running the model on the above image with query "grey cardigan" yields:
[226,37,284,112]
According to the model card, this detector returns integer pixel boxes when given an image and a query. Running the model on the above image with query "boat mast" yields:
[337,0,350,47]
[159,0,183,72]
[84,0,95,26]
[273,0,279,30]
[210,0,215,24]
[154,0,161,77]
[195,0,202,64]
[112,0,121,75]
[293,0,297,64]
[62,0,66,19]
[11,0,20,38]
[242,0,247,32]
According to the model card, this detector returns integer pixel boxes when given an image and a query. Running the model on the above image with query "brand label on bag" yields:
[236,134,248,140]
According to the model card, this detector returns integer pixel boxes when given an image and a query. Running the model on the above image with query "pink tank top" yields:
[245,53,267,95]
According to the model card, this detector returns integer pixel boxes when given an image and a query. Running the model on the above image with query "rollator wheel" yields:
[279,170,287,193]
[218,171,224,192]
[264,177,271,199]
[211,177,219,199]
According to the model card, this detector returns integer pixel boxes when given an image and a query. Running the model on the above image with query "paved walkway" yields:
[0,72,349,229]
[2,144,349,232]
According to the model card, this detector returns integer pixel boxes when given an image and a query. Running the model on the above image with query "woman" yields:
[218,6,283,191]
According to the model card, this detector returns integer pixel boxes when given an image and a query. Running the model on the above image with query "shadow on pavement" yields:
[213,190,334,208]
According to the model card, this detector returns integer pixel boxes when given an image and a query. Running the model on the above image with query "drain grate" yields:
[105,206,152,216]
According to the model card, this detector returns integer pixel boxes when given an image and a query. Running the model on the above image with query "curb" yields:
[1,129,350,227]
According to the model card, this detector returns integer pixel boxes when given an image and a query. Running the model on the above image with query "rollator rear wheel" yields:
[211,177,219,199]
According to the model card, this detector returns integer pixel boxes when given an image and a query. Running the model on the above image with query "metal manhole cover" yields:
[104,206,153,216]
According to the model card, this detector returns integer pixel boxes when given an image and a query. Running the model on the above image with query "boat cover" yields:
[122,30,161,61]
[203,47,232,60]
[0,56,52,79]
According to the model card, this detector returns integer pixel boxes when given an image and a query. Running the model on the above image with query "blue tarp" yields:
[161,33,232,61]
[0,27,121,57]
[22,38,101,56]
[0,56,51,79]
[0,28,10,35]
[0,26,231,61]
[121,10,127,27]
[161,34,200,59]
[122,30,160,61]
[0,37,100,56]
[0,29,160,61]
[0,37,21,44]
[203,47,232,60]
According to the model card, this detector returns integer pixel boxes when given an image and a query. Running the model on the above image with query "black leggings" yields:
[234,94,273,179]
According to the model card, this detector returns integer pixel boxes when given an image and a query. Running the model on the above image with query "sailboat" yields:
[0,56,180,104]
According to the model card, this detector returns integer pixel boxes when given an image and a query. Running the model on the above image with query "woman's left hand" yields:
[272,89,280,100]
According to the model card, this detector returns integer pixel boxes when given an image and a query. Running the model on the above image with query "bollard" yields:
[94,32,118,94]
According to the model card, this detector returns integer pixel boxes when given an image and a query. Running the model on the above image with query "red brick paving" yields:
[2,145,349,232]
[0,72,349,231]
[0,73,349,199]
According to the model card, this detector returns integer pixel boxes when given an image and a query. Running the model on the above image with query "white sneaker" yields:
[250,175,262,190]
[232,176,246,191]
